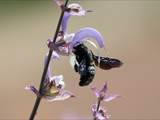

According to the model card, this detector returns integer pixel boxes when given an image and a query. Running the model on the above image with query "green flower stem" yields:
[29,0,69,120]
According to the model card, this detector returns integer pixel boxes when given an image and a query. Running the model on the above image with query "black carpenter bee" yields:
[73,43,123,86]
[51,1,123,87]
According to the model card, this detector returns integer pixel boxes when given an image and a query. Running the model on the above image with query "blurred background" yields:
[0,0,160,119]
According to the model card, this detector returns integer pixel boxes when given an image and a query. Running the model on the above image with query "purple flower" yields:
[52,0,105,53]
[55,0,93,34]
[92,104,110,120]
[25,75,75,102]
[26,43,75,101]
[91,81,119,102]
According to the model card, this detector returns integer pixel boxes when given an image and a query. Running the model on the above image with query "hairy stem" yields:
[29,0,69,120]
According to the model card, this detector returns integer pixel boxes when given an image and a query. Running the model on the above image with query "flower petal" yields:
[54,0,64,6]
[25,85,40,97]
[45,90,75,102]
[64,33,75,44]
[91,87,100,98]
[45,51,60,78]
[103,94,120,102]
[100,81,108,94]
[68,3,93,16]
[50,75,65,89]
[91,104,97,113]
[70,10,86,16]
[68,3,85,16]
[70,27,104,49]
[52,51,60,59]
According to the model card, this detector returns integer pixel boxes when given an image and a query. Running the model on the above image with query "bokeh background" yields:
[0,0,160,119]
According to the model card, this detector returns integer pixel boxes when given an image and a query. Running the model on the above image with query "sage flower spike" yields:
[91,82,119,102]
[92,104,110,120]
